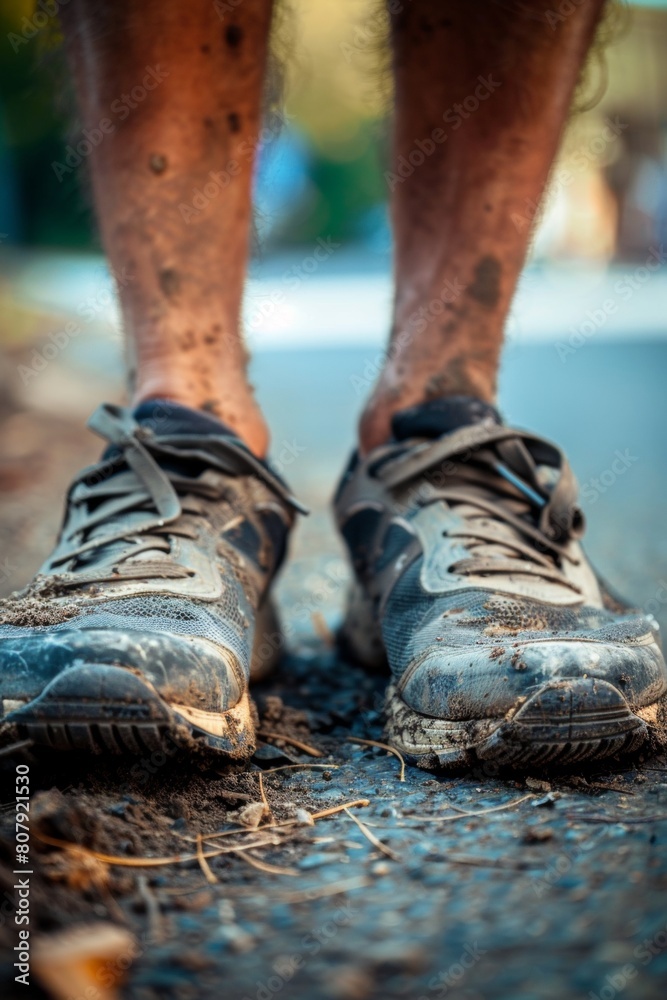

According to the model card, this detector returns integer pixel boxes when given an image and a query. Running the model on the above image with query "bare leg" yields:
[60,0,273,456]
[360,0,607,453]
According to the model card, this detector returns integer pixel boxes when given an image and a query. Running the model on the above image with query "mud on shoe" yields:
[0,401,304,757]
[335,397,667,771]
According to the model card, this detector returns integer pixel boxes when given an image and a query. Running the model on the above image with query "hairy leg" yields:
[60,0,274,456]
[360,0,607,453]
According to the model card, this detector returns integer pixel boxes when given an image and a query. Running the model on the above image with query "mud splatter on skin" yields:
[467,255,501,309]
[177,330,196,351]
[201,323,223,347]
[149,154,167,174]
[159,269,181,300]
[201,400,221,415]
[424,358,481,400]
[225,24,243,49]
[440,319,458,337]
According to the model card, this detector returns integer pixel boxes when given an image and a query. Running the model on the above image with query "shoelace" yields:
[373,421,584,592]
[42,403,305,581]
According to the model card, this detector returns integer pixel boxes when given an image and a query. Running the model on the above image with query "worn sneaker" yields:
[0,401,303,756]
[335,397,667,770]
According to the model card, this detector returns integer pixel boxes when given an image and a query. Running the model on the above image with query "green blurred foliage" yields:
[277,127,387,246]
[0,3,94,247]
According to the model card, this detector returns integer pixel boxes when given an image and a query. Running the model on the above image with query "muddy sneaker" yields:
[335,397,667,770]
[0,401,303,757]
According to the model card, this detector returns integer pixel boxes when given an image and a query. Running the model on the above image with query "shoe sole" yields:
[384,678,659,771]
[339,583,664,771]
[1,600,280,758]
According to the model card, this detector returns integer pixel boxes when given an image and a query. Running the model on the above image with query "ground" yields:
[0,273,666,999]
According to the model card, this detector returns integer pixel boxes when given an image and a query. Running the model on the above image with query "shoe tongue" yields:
[100,399,240,464]
[84,401,240,574]
[391,396,502,441]
[132,399,236,438]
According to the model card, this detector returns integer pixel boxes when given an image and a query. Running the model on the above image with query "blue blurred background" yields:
[0,0,665,637]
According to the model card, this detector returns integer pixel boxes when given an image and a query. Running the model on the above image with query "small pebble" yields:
[526,777,552,792]
[295,808,315,826]
[237,802,266,828]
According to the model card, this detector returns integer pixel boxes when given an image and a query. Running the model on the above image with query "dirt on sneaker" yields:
[0,595,81,628]
[1,401,667,1000]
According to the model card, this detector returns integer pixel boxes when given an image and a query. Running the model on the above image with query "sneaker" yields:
[334,397,667,770]
[0,401,303,756]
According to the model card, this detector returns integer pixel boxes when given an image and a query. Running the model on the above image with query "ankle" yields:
[358,364,496,456]
[133,383,270,458]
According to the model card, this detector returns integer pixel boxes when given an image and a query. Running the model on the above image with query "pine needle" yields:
[259,764,339,774]
[405,794,535,823]
[257,730,324,757]
[0,739,34,757]
[275,875,374,903]
[257,771,273,822]
[343,808,399,861]
[196,834,218,885]
[137,876,164,941]
[229,849,299,877]
[36,831,282,868]
[347,737,406,782]
[311,799,371,820]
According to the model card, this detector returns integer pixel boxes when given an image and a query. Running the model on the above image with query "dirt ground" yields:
[2,643,667,1000]
[1,336,667,1000]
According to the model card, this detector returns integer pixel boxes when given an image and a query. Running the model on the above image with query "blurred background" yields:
[0,0,666,638]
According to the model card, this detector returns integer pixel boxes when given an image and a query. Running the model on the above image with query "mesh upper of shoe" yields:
[381,560,647,680]
[0,591,251,669]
